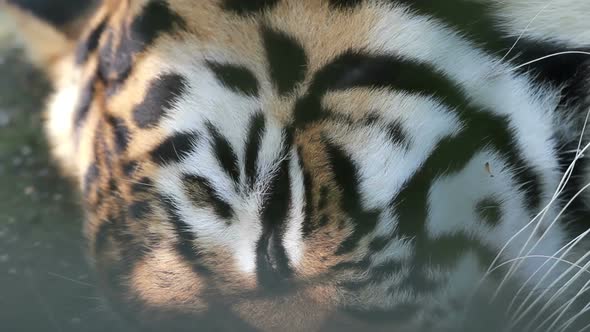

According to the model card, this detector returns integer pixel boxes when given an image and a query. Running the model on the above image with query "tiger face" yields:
[6,0,590,331]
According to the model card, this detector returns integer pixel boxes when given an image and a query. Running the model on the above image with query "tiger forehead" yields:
[86,0,377,78]
[73,0,379,167]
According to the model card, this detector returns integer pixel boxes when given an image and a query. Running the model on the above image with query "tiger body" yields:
[5,0,590,331]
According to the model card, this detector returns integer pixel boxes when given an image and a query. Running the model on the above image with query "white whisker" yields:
[497,0,555,64]
[497,51,590,76]
[543,281,590,332]
[524,258,590,331]
[486,141,588,301]
[512,238,590,328]
[493,110,590,301]
[47,272,95,288]
[508,110,590,323]
[506,227,590,319]
[556,301,590,332]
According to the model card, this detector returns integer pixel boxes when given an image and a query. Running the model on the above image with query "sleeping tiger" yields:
[4,0,590,331]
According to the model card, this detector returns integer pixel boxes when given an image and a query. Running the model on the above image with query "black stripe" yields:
[207,62,260,97]
[160,195,211,275]
[75,18,108,65]
[94,218,114,256]
[329,0,363,9]
[98,0,186,96]
[122,160,139,177]
[393,0,510,55]
[128,200,153,220]
[324,140,380,255]
[368,235,390,252]
[7,0,99,28]
[310,50,458,95]
[74,77,96,133]
[97,31,116,86]
[364,115,410,148]
[301,171,315,238]
[557,139,590,235]
[294,146,320,239]
[108,178,118,193]
[310,51,413,92]
[244,114,266,187]
[317,185,329,211]
[206,123,240,184]
[131,177,153,194]
[322,111,411,148]
[512,41,590,112]
[256,131,293,289]
[98,27,133,97]
[83,163,100,199]
[133,74,188,129]
[183,174,234,222]
[294,94,326,128]
[94,121,114,170]
[296,51,445,128]
[150,131,200,165]
[221,0,279,15]
[131,0,186,47]
[475,197,503,227]
[105,115,130,153]
[262,26,308,96]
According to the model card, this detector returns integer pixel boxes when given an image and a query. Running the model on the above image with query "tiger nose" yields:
[256,230,293,290]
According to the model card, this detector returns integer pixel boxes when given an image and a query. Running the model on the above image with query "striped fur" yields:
[6,0,590,330]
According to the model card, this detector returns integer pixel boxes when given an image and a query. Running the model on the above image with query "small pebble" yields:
[20,145,32,156]
[0,254,8,263]
[0,111,10,127]
[8,268,17,275]
[38,168,50,177]
[70,318,81,325]
[24,186,35,195]
[12,156,23,167]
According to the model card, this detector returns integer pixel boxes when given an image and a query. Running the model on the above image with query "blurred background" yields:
[0,10,127,332]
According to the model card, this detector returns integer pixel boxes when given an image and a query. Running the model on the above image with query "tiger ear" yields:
[1,0,100,71]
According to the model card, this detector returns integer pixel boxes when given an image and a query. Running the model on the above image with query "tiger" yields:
[4,0,590,331]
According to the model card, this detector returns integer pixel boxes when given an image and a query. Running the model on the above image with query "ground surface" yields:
[0,18,128,332]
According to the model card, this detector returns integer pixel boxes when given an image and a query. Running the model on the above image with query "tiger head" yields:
[5,0,590,331]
